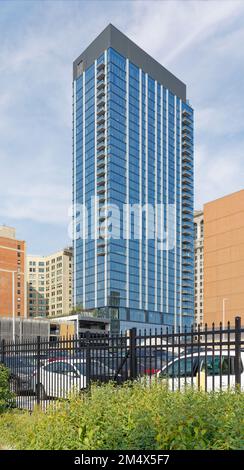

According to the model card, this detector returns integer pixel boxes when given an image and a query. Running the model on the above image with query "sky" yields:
[0,0,244,255]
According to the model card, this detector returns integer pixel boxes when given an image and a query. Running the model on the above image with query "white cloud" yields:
[195,142,244,209]
[127,0,244,66]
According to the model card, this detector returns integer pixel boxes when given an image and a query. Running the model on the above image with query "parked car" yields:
[156,350,244,391]
[136,347,175,376]
[2,355,38,394]
[106,347,175,378]
[31,358,121,399]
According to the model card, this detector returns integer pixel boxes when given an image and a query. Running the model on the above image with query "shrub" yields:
[0,383,243,450]
[0,364,13,413]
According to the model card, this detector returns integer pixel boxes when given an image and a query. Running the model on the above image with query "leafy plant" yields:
[0,364,13,413]
[0,383,243,450]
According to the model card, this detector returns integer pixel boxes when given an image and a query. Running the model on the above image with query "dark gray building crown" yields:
[73,23,186,101]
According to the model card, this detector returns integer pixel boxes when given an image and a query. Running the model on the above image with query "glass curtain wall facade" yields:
[73,27,194,332]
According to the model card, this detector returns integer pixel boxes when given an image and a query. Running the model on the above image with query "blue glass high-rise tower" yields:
[73,25,194,332]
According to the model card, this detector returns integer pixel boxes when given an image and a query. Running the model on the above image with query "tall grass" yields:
[0,382,243,450]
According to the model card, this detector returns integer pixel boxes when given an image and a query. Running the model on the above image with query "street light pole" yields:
[222,298,228,329]
[222,298,229,342]
[12,271,15,342]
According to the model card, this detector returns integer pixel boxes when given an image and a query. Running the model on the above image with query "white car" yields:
[156,350,244,392]
[31,358,118,399]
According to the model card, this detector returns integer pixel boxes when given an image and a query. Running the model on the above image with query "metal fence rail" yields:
[0,317,243,410]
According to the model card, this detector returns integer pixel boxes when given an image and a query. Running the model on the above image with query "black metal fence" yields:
[0,317,243,410]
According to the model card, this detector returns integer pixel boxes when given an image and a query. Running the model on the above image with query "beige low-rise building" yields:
[27,248,73,317]
[194,211,204,326]
[204,190,244,327]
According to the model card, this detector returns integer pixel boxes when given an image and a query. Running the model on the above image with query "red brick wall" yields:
[0,237,26,318]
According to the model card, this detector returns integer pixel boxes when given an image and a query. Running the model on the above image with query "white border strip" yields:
[104,50,108,306]
[174,95,177,330]
[73,80,77,308]
[82,72,86,307]
[166,89,169,315]
[160,85,164,312]
[139,68,142,310]
[145,73,148,310]
[154,80,158,312]
[94,60,98,308]
[179,99,183,330]
[126,58,130,308]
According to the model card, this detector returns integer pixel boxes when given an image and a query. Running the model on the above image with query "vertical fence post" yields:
[129,328,137,380]
[85,331,91,391]
[234,317,241,389]
[1,339,5,364]
[36,336,41,405]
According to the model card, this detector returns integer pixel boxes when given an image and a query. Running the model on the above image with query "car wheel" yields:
[10,376,20,394]
[36,383,47,400]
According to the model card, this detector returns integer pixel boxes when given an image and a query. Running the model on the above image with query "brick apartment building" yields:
[0,226,26,318]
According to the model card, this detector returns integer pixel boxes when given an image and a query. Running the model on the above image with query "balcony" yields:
[182,108,192,117]
[182,171,192,180]
[97,106,105,116]
[182,154,192,163]
[97,167,105,177]
[97,175,105,185]
[182,296,193,304]
[182,116,192,127]
[99,214,106,223]
[97,241,105,255]
[182,259,194,268]
[97,185,105,195]
[182,147,191,156]
[182,165,192,173]
[98,194,106,203]
[97,140,105,151]
[182,140,192,149]
[182,272,193,280]
[182,208,192,216]
[182,184,193,192]
[182,177,193,185]
[182,199,193,208]
[97,88,105,100]
[97,146,105,155]
[97,157,105,167]
[97,79,105,90]
[97,96,105,107]
[182,194,192,202]
[97,133,105,144]
[182,125,191,134]
[183,232,194,241]
[182,213,192,222]
[97,62,105,72]
[97,160,105,170]
[97,114,105,125]
[97,122,105,133]
[182,132,192,142]
[182,243,193,252]
[97,69,105,80]
[182,221,193,230]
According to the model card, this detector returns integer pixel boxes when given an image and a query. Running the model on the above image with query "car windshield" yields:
[4,356,36,372]
[74,360,115,376]
[200,356,238,376]
[159,357,198,378]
